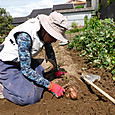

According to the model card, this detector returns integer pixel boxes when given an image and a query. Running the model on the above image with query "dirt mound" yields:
[0,40,115,115]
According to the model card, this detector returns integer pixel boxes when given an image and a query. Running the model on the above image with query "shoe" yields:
[0,83,4,99]
[59,41,68,46]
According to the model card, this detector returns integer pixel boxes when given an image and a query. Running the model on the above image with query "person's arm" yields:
[16,33,66,98]
[44,43,68,78]
[44,43,58,72]
[16,33,50,88]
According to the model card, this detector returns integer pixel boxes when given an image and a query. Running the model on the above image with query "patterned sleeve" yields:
[16,33,50,88]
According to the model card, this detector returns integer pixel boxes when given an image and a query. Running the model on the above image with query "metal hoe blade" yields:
[85,73,101,82]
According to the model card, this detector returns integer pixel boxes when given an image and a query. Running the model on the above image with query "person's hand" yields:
[55,71,66,78]
[48,81,65,98]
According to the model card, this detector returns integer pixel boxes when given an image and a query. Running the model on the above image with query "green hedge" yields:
[68,16,115,76]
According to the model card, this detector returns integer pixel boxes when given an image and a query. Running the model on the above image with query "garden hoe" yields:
[81,73,115,104]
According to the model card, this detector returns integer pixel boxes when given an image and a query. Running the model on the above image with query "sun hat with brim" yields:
[38,11,68,43]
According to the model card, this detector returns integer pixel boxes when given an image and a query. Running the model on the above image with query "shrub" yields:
[70,22,79,33]
[68,16,115,76]
[0,8,14,43]
[75,5,84,9]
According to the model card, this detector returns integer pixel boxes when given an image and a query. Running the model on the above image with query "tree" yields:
[0,8,14,43]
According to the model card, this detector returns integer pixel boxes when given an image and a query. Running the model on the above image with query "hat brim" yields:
[39,14,68,43]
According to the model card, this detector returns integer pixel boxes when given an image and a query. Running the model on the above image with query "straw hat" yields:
[38,11,68,43]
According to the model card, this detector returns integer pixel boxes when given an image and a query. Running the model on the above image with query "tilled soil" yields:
[0,34,115,115]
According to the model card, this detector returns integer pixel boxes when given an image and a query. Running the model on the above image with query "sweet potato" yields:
[69,88,77,100]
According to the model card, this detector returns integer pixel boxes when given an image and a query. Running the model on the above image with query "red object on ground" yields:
[55,71,66,77]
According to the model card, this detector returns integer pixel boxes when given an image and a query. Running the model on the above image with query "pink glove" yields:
[55,71,66,78]
[48,81,65,98]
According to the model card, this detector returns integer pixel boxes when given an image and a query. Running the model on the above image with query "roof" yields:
[53,3,74,11]
[12,8,52,26]
[12,17,28,24]
[12,17,28,26]
[28,8,52,18]
[12,4,74,26]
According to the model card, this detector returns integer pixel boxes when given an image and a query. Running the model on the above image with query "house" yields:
[12,4,74,26]
[12,8,52,26]
[66,0,87,7]
[12,0,99,27]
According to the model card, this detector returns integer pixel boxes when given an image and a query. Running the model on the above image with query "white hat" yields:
[38,11,68,43]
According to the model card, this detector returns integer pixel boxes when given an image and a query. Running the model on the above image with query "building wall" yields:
[56,7,95,28]
[63,11,92,28]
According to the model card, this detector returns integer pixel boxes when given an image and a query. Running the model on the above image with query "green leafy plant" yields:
[68,17,115,75]
[75,5,84,9]
[66,22,83,34]
[70,22,79,33]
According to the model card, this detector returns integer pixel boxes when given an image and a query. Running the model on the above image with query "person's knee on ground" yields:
[3,86,44,106]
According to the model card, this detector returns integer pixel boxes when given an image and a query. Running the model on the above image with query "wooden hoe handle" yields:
[82,76,115,104]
